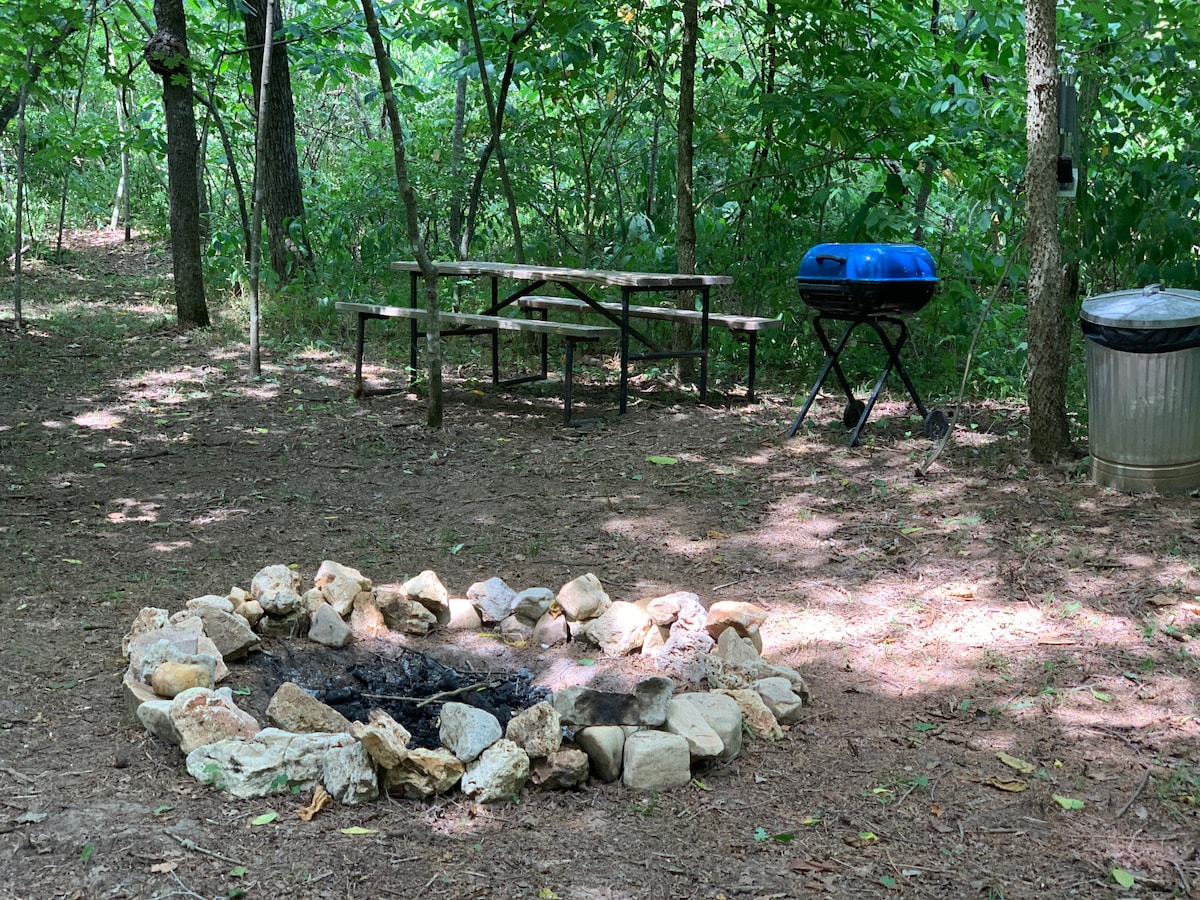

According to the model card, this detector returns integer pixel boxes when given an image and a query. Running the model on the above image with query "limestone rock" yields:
[351,709,412,769]
[648,594,713,683]
[581,600,653,656]
[187,594,234,614]
[129,633,222,685]
[530,748,590,790]
[349,591,389,639]
[315,560,371,617]
[439,701,503,763]
[460,739,530,802]
[553,676,674,727]
[677,691,743,762]
[574,726,625,782]
[445,597,483,631]
[401,570,450,624]
[467,577,518,624]
[186,727,355,798]
[122,607,169,657]
[641,624,669,656]
[267,681,353,734]
[122,669,160,718]
[622,730,691,791]
[714,688,783,741]
[170,687,260,754]
[235,598,265,629]
[251,564,304,616]
[556,573,610,622]
[705,600,769,652]
[499,615,534,645]
[532,611,570,647]
[753,676,806,726]
[644,591,698,627]
[382,747,464,799]
[505,702,562,758]
[704,628,809,700]
[511,587,555,626]
[665,696,724,761]
[309,602,354,648]
[150,661,214,698]
[376,593,436,635]
[194,606,260,661]
[300,588,325,615]
[136,699,182,745]
[322,741,379,805]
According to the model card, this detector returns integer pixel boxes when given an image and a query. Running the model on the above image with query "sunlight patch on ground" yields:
[106,499,160,523]
[150,540,193,553]
[71,410,123,430]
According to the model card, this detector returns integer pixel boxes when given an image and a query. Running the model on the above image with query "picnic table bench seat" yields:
[336,302,618,424]
[517,295,782,400]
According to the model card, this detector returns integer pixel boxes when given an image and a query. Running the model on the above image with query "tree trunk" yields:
[243,0,309,281]
[12,49,31,329]
[361,0,442,428]
[449,39,469,261]
[146,0,209,329]
[247,0,276,378]
[1024,0,1070,460]
[672,0,699,379]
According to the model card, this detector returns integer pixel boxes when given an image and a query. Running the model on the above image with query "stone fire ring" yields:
[122,561,811,807]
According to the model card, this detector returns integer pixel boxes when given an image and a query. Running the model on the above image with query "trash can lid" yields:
[1081,284,1200,329]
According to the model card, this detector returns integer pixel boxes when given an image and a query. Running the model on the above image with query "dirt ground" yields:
[2,232,1199,899]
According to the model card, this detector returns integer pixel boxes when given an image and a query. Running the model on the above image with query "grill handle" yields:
[814,254,847,264]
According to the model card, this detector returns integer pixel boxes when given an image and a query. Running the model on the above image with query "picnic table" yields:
[340,260,779,422]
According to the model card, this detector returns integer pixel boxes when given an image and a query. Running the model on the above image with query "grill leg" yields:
[787,319,860,438]
[870,317,927,416]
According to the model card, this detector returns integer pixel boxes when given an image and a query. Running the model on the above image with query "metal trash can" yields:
[1080,284,1200,493]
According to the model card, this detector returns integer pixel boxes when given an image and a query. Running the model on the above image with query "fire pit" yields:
[787,242,948,446]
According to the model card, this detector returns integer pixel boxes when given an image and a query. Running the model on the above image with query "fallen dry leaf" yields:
[706,529,728,540]
[986,777,1029,792]
[149,861,178,874]
[1146,593,1179,608]
[1036,636,1075,646]
[943,583,975,600]
[997,752,1036,775]
[297,785,332,821]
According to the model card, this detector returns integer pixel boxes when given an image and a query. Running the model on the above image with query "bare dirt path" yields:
[1,232,1198,899]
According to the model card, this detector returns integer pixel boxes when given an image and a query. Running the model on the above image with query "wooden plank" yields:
[335,302,619,340]
[389,260,733,289]
[516,296,783,332]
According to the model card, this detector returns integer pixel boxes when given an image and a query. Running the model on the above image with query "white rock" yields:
[445,597,483,631]
[705,628,810,700]
[439,702,502,763]
[532,611,570,647]
[467,577,518,624]
[556,573,610,621]
[309,602,353,648]
[322,741,379,805]
[753,676,806,725]
[315,560,372,617]
[622,730,691,791]
[401,570,451,624]
[511,587,555,625]
[574,726,625,782]
[530,748,590,790]
[136,699,182,745]
[194,606,260,661]
[251,564,304,616]
[644,591,698,626]
[649,594,713,683]
[170,687,260,754]
[499,614,534,645]
[351,709,412,769]
[121,607,169,657]
[186,595,234,614]
[460,739,530,802]
[505,702,562,758]
[186,727,355,798]
[129,634,221,686]
[582,600,653,656]
[382,747,464,798]
[665,696,724,761]
[677,692,743,761]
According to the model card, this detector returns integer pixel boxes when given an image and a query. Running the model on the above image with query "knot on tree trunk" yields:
[145,30,189,77]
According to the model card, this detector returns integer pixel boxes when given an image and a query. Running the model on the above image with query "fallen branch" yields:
[167,832,244,866]
[361,679,501,708]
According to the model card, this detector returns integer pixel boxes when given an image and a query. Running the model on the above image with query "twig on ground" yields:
[1114,768,1153,821]
[361,680,501,708]
[167,832,243,866]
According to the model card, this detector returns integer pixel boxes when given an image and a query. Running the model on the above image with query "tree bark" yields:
[247,0,276,378]
[672,0,699,378]
[1024,0,1070,460]
[242,0,309,281]
[361,0,443,428]
[146,0,210,329]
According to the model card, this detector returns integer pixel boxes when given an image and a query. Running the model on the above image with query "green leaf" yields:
[753,826,770,841]
[63,558,83,564]
[646,455,678,465]
[339,826,379,835]
[1112,868,1135,888]
[1091,689,1112,703]
[576,658,595,666]
[152,805,174,815]
[1052,794,1084,810]
[880,874,897,888]
[48,679,78,689]
[80,843,94,863]
[859,831,878,841]
[250,812,279,826]
[229,866,248,878]
[912,721,939,732]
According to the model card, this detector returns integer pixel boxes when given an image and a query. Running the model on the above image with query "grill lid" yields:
[797,243,937,284]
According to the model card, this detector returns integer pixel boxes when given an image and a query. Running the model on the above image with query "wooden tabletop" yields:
[390,260,732,289]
